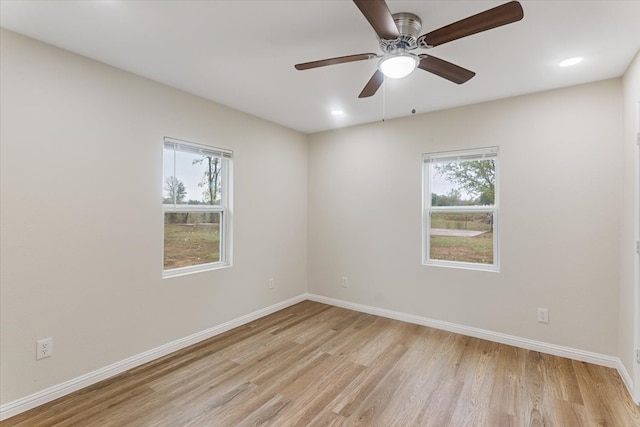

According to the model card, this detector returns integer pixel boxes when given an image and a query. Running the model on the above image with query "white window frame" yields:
[422,146,499,272]
[162,137,233,278]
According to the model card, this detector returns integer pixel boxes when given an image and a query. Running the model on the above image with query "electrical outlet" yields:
[537,308,549,324]
[341,277,348,288]
[268,278,274,289]
[36,338,53,360]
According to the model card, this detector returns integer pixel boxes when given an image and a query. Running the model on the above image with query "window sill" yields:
[162,262,231,279]
[423,260,499,273]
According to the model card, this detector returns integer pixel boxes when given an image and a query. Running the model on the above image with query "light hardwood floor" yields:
[3,301,640,426]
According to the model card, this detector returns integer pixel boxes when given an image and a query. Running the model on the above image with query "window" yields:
[163,137,232,277]
[423,147,498,271]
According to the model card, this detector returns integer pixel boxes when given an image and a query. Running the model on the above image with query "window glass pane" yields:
[164,212,221,269]
[430,212,493,264]
[163,147,223,206]
[176,150,222,206]
[430,159,495,207]
[162,147,177,205]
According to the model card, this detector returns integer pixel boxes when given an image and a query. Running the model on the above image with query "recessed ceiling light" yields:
[559,57,583,67]
[331,110,344,116]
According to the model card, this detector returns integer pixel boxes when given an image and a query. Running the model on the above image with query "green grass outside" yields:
[430,212,492,232]
[430,232,493,264]
[164,223,220,269]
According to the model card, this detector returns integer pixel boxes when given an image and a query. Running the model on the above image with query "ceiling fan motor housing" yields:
[379,12,423,52]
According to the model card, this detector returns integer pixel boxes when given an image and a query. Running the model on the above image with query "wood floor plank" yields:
[345,368,411,426]
[267,357,365,425]
[236,394,290,427]
[326,343,408,417]
[190,381,279,426]
[488,343,524,418]
[522,350,554,427]
[416,377,465,427]
[180,381,258,426]
[148,356,239,394]
[375,358,442,426]
[550,398,590,427]
[448,339,501,427]
[573,361,637,427]
[248,332,335,386]
[318,313,373,356]
[544,353,584,406]
[3,301,639,427]
[307,410,347,427]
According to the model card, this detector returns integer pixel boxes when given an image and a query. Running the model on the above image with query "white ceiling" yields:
[1,0,639,134]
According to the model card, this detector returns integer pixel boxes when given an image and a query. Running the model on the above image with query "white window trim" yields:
[162,137,233,278]
[422,147,499,272]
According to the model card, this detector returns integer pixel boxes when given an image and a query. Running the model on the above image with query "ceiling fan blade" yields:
[353,0,400,40]
[417,1,523,48]
[418,55,475,84]
[359,70,384,98]
[295,53,378,70]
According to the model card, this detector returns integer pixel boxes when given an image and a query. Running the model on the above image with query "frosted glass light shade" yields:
[379,54,418,79]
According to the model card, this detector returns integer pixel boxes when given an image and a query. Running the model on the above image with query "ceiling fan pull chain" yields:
[382,77,386,122]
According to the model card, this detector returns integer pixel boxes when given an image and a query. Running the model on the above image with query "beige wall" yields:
[620,49,640,398]
[0,30,308,404]
[308,79,623,356]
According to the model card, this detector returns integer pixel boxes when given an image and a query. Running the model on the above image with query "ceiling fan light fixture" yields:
[378,53,418,79]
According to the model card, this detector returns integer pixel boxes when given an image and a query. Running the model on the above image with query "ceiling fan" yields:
[295,0,524,98]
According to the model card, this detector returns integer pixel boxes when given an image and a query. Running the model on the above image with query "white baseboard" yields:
[307,293,635,400]
[0,294,307,421]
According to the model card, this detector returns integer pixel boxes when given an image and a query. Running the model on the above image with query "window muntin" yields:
[163,137,232,277]
[423,147,498,271]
